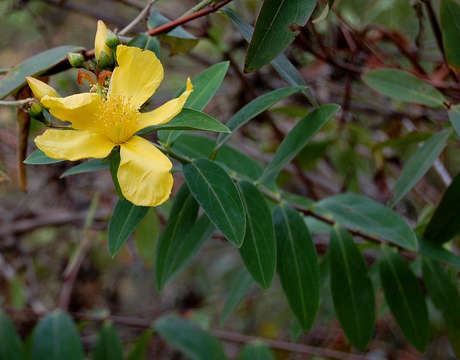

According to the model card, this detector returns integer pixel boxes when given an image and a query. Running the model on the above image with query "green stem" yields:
[180,0,214,18]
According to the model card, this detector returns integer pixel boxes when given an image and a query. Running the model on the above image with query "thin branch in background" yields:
[421,0,459,82]
[118,0,156,36]
[0,98,35,106]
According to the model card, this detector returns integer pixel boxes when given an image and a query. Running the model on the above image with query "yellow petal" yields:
[134,77,193,132]
[95,20,112,60]
[109,45,164,109]
[35,129,114,161]
[118,136,173,206]
[26,76,59,101]
[41,93,101,131]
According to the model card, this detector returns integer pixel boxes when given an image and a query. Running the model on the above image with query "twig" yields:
[0,98,35,106]
[59,194,100,310]
[118,0,157,36]
[180,0,214,18]
[421,0,459,82]
[0,68,10,75]
[147,0,233,36]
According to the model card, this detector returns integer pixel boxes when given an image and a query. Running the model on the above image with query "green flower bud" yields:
[29,103,43,118]
[67,52,85,68]
[106,30,120,49]
[98,50,114,70]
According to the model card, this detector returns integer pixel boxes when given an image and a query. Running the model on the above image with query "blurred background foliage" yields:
[1,0,460,359]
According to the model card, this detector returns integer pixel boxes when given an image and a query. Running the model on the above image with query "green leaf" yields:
[128,34,161,57]
[60,159,108,178]
[221,8,317,106]
[441,0,460,71]
[148,10,198,55]
[154,314,227,360]
[108,199,149,257]
[24,149,63,164]
[422,258,460,319]
[448,104,460,136]
[91,322,123,360]
[329,225,375,351]
[0,45,83,99]
[109,150,123,199]
[157,214,215,287]
[215,86,307,149]
[183,159,246,247]
[379,245,430,352]
[274,204,319,331]
[158,61,229,146]
[125,330,153,360]
[141,109,229,134]
[424,172,460,244]
[260,104,340,184]
[418,236,460,268]
[31,310,84,360]
[155,185,199,290]
[220,267,253,326]
[245,0,317,71]
[237,342,275,360]
[134,208,160,265]
[390,128,452,207]
[238,181,276,289]
[172,134,264,181]
[314,193,418,251]
[362,69,446,108]
[0,310,25,360]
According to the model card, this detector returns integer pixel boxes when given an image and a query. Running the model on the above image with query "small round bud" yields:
[98,51,114,70]
[67,52,85,68]
[29,103,43,118]
[106,30,120,49]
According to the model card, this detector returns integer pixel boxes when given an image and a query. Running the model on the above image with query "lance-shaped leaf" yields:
[221,8,317,106]
[329,225,375,351]
[379,245,430,352]
[418,235,460,268]
[274,204,319,331]
[158,62,229,146]
[390,128,452,207]
[172,134,264,181]
[31,310,84,360]
[441,0,460,71]
[24,149,64,164]
[126,330,153,360]
[238,181,276,289]
[60,159,108,178]
[237,342,275,360]
[245,0,317,71]
[155,185,199,290]
[314,193,417,251]
[260,104,340,184]
[91,322,123,360]
[140,109,229,135]
[448,104,460,136]
[184,159,246,247]
[424,172,460,244]
[362,69,446,108]
[422,258,460,318]
[154,314,227,360]
[0,310,25,360]
[108,199,149,256]
[221,267,254,326]
[215,86,307,149]
[128,34,161,57]
[0,45,83,99]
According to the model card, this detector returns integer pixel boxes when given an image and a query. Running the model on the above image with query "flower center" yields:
[98,95,139,144]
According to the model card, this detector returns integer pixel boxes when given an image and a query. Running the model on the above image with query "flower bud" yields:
[29,103,42,118]
[97,51,114,70]
[67,52,85,68]
[106,29,120,49]
[95,20,112,61]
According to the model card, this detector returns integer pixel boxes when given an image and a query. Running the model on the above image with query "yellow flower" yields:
[27,45,193,207]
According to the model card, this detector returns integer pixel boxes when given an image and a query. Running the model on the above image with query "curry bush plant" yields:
[0,0,460,358]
